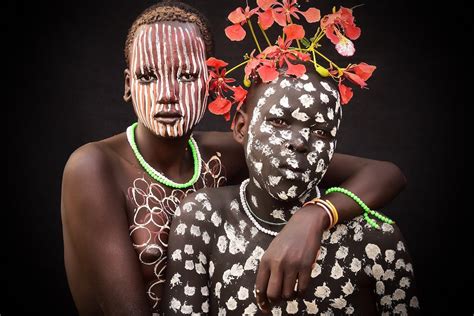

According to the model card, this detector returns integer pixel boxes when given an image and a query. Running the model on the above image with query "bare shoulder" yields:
[63,142,114,188]
[61,138,126,221]
[173,186,239,224]
[344,216,407,252]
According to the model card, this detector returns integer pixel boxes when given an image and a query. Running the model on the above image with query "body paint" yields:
[130,22,208,138]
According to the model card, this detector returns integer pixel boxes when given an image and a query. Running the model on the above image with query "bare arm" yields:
[362,223,421,314]
[161,194,212,315]
[256,153,407,311]
[320,153,407,221]
[61,144,150,315]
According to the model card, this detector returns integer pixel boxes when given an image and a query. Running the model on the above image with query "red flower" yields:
[321,7,361,56]
[257,0,320,29]
[283,24,305,41]
[343,63,376,88]
[338,81,353,105]
[207,57,248,121]
[225,6,259,41]
[209,96,233,117]
[274,36,310,78]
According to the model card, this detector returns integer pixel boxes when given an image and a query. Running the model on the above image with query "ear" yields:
[232,109,249,145]
[123,69,132,102]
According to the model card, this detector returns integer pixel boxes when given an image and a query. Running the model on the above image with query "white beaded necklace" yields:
[239,179,279,236]
[239,179,322,236]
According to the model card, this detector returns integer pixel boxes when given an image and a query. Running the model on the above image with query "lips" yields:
[278,164,304,174]
[154,110,183,124]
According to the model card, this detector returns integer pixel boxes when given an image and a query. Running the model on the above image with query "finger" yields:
[255,261,271,313]
[296,269,311,296]
[281,270,298,300]
[266,265,283,304]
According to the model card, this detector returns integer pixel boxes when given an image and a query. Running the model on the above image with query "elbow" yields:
[378,161,407,191]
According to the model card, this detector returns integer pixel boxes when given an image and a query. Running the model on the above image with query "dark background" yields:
[5,0,471,314]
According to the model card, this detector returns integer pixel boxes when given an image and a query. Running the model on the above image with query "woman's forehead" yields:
[133,21,203,48]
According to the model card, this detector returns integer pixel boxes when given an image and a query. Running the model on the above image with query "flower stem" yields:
[247,19,262,53]
[312,49,318,70]
[226,59,251,75]
[258,23,272,47]
[314,50,342,72]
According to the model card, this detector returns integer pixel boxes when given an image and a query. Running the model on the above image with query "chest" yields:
[206,227,374,315]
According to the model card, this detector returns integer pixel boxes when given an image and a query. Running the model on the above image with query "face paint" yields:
[129,22,208,138]
[244,74,342,202]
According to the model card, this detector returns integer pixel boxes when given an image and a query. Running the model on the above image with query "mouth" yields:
[154,110,183,124]
[278,164,304,174]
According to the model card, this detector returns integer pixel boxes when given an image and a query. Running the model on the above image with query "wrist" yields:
[299,203,330,231]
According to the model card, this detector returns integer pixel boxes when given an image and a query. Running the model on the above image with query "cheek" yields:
[307,140,334,169]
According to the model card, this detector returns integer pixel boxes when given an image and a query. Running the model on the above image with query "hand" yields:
[255,204,328,312]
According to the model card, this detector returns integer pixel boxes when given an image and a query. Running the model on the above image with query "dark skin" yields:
[234,78,406,312]
[61,21,406,315]
[161,73,417,315]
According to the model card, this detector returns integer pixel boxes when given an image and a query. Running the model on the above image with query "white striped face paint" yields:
[129,22,208,138]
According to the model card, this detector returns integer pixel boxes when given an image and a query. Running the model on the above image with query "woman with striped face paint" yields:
[126,21,208,138]
[61,1,408,315]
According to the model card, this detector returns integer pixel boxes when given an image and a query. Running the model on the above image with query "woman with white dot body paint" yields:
[163,68,420,315]
[61,1,408,315]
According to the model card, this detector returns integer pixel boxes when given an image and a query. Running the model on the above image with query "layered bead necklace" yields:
[239,179,280,236]
[126,122,202,189]
[239,178,321,236]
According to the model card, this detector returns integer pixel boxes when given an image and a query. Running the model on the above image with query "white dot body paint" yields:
[292,108,310,121]
[244,74,342,203]
[320,93,329,104]
[304,82,317,92]
[280,95,290,108]
[315,112,325,123]
[280,79,291,88]
[130,22,207,138]
[270,104,284,117]
[264,87,276,97]
[299,94,315,108]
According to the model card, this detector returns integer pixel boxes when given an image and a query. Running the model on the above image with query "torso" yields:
[66,130,246,314]
[166,186,419,315]
[125,138,227,310]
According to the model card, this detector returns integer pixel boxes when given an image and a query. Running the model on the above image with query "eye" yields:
[268,118,289,127]
[137,73,157,84]
[178,72,198,82]
[313,129,329,138]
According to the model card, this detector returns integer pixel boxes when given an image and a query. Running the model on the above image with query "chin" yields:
[265,181,310,203]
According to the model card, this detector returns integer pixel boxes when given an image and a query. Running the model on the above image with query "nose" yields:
[158,77,179,105]
[285,137,308,153]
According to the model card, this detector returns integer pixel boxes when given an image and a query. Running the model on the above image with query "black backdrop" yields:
[5,0,471,314]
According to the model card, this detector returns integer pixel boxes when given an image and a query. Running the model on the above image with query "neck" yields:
[245,178,318,232]
[135,122,193,179]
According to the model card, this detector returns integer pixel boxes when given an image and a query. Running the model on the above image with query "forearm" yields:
[323,160,406,222]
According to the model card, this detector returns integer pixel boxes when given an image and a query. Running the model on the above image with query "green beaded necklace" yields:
[126,122,202,189]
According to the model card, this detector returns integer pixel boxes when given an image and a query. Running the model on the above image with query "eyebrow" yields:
[134,66,156,74]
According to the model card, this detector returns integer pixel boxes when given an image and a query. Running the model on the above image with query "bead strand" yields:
[325,187,394,229]
[240,179,279,236]
[126,122,202,189]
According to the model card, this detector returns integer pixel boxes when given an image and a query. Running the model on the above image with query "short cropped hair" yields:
[124,0,214,66]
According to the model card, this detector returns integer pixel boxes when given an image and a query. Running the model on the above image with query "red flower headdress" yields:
[207,2,376,123]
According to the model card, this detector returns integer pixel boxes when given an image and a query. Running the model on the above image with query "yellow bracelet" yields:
[303,198,336,230]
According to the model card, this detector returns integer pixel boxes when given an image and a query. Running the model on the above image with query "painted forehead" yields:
[254,74,341,125]
[131,22,206,72]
